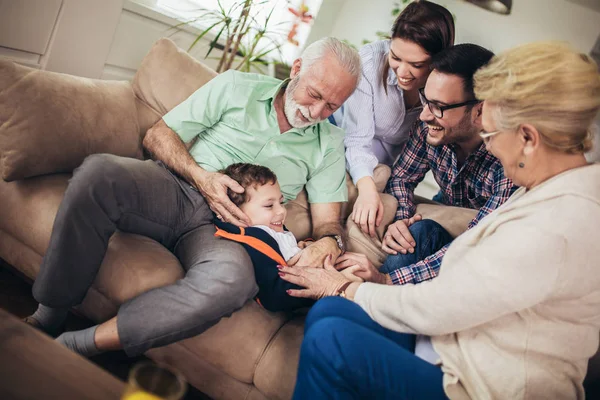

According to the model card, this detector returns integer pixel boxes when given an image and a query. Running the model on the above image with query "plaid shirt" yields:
[384,121,516,285]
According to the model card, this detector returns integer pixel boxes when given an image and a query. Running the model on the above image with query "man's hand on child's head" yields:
[193,170,250,227]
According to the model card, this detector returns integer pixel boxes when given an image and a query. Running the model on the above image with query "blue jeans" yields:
[432,190,444,203]
[293,297,448,399]
[379,219,453,275]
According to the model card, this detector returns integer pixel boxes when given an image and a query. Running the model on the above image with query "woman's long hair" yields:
[381,0,455,93]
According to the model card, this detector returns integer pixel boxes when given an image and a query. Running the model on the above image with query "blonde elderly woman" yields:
[278,41,600,399]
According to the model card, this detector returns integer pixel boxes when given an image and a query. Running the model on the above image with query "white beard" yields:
[284,77,322,128]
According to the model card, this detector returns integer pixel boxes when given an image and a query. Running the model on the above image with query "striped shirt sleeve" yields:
[388,245,448,285]
[342,45,380,184]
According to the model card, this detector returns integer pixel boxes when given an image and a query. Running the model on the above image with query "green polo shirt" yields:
[162,70,347,203]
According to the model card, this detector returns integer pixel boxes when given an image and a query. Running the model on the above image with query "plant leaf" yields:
[188,20,222,51]
[206,24,227,57]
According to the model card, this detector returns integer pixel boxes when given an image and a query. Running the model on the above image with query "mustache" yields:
[297,105,318,123]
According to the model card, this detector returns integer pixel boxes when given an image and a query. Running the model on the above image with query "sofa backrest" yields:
[0,38,218,182]
[132,38,218,136]
[0,60,142,181]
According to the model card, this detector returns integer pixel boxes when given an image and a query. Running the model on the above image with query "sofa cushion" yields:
[0,60,142,181]
[253,316,305,400]
[174,300,290,385]
[132,38,218,135]
[0,173,69,255]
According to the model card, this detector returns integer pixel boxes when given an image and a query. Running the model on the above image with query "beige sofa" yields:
[1,38,597,399]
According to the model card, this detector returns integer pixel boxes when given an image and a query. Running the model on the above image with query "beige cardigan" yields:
[355,163,600,399]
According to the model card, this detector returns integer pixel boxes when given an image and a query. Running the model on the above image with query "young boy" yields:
[214,163,310,312]
[221,163,303,261]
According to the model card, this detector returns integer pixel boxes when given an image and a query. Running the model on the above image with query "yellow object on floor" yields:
[122,390,163,400]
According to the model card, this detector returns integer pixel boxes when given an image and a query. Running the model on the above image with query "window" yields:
[155,0,323,65]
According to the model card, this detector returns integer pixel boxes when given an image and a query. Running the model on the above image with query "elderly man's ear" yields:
[290,58,302,79]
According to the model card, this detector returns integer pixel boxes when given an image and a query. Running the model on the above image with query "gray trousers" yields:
[33,154,257,356]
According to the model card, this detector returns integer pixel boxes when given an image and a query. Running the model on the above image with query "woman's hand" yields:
[381,214,422,255]
[278,255,353,300]
[335,252,390,284]
[352,177,384,238]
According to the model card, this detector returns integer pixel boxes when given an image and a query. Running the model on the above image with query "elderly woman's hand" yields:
[278,255,353,300]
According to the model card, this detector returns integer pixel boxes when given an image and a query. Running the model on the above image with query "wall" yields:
[326,0,600,54]
[0,0,125,78]
[305,0,353,47]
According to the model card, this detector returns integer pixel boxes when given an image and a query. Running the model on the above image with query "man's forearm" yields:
[310,201,346,251]
[311,220,345,259]
[313,220,345,243]
[392,189,417,221]
[143,119,205,185]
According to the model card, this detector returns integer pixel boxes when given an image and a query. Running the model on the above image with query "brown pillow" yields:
[132,38,218,135]
[0,60,141,181]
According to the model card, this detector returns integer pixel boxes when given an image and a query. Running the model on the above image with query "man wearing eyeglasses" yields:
[371,43,516,287]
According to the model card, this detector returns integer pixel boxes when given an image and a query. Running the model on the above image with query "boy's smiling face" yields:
[239,182,287,232]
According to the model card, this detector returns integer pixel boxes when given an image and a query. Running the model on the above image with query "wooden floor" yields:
[0,260,210,400]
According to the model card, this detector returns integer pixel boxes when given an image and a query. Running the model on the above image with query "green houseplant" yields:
[171,0,288,74]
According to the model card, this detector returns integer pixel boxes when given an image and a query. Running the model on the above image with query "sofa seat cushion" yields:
[174,300,293,385]
[253,316,305,400]
[0,173,69,255]
[0,60,142,181]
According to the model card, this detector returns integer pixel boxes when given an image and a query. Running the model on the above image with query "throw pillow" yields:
[0,60,141,181]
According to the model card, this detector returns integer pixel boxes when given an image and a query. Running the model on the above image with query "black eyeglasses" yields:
[418,88,481,118]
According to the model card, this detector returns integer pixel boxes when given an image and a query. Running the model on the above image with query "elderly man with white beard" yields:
[25,37,361,358]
